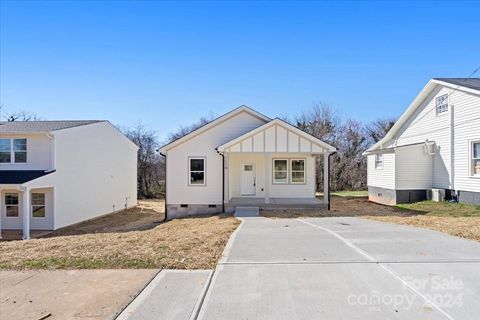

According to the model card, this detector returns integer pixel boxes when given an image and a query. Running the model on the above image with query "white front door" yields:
[240,164,256,196]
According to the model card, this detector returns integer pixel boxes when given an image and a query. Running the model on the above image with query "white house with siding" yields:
[365,78,480,205]
[159,106,336,218]
[0,120,138,239]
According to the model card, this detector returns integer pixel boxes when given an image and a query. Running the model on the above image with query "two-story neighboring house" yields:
[364,78,480,205]
[0,121,138,239]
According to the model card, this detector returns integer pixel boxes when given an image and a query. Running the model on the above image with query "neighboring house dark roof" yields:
[0,170,55,184]
[0,121,102,133]
[433,78,480,91]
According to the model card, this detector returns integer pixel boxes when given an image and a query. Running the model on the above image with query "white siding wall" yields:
[29,122,138,229]
[228,153,316,199]
[0,134,53,170]
[367,153,395,189]
[390,86,451,188]
[166,111,267,205]
[395,144,433,190]
[452,90,480,192]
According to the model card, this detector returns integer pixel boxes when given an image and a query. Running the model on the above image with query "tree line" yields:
[2,104,394,197]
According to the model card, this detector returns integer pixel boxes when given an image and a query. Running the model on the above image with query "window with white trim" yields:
[291,159,305,184]
[0,138,27,163]
[435,94,448,114]
[189,157,205,185]
[472,141,480,176]
[273,159,288,184]
[375,154,384,169]
[32,193,46,218]
[5,193,19,217]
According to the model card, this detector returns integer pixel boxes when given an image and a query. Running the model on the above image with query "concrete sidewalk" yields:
[197,217,480,320]
[116,270,212,320]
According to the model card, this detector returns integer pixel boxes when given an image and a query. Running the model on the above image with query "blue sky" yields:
[1,1,479,141]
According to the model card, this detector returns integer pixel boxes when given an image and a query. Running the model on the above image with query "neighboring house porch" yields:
[0,170,55,240]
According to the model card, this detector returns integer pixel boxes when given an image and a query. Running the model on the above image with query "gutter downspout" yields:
[159,152,167,221]
[328,151,336,211]
[216,149,225,213]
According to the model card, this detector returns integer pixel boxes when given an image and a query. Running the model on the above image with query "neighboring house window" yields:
[189,157,205,185]
[32,193,46,218]
[0,139,11,163]
[375,154,384,169]
[13,139,27,163]
[435,94,448,114]
[473,141,480,176]
[0,138,27,163]
[273,159,288,184]
[5,193,19,217]
[291,159,305,184]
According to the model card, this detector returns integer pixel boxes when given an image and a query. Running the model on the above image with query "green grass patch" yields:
[0,257,157,270]
[397,200,480,217]
[332,190,368,197]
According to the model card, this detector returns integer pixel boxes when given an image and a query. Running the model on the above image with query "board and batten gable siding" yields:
[29,121,138,229]
[451,89,480,193]
[395,144,433,190]
[389,86,452,189]
[224,124,327,153]
[367,152,395,189]
[0,133,53,171]
[166,111,268,205]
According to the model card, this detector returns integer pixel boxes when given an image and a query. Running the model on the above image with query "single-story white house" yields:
[159,106,337,219]
[364,78,480,205]
[0,120,138,239]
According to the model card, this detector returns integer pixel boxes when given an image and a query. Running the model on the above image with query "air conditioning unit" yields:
[431,189,445,202]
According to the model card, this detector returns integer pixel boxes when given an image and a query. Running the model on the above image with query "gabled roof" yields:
[217,118,337,153]
[433,78,480,91]
[159,105,271,153]
[0,170,55,184]
[366,78,480,153]
[0,121,103,133]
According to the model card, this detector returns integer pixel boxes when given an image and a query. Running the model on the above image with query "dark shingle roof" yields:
[0,170,55,184]
[434,78,480,91]
[0,121,102,133]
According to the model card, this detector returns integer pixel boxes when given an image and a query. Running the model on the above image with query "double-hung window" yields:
[0,138,27,163]
[5,193,19,217]
[189,157,205,185]
[472,141,480,176]
[375,154,384,169]
[0,139,11,163]
[273,159,288,184]
[32,193,46,218]
[291,159,305,184]
[435,94,448,114]
[273,159,306,184]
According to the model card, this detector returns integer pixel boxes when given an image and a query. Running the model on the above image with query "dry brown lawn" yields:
[364,216,480,241]
[0,201,240,270]
[263,196,480,242]
[262,196,412,218]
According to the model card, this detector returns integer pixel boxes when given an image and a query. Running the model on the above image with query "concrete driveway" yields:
[197,217,480,320]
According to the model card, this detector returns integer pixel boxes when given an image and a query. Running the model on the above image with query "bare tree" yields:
[0,106,41,121]
[365,118,396,143]
[293,103,371,192]
[123,124,164,198]
[167,115,214,143]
